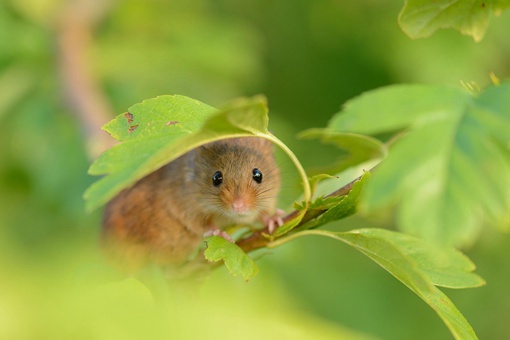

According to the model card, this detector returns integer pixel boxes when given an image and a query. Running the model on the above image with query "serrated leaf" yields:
[298,172,371,231]
[272,228,484,339]
[328,83,510,246]
[362,229,485,289]
[84,95,274,211]
[299,129,386,175]
[272,209,307,238]
[308,173,337,197]
[204,236,259,281]
[102,95,217,143]
[308,195,345,211]
[399,0,510,42]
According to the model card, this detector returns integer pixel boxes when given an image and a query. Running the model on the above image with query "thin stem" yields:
[56,0,116,159]
[267,229,333,249]
[265,134,312,202]
[236,171,365,253]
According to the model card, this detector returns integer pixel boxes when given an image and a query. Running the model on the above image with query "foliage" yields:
[399,0,510,41]
[85,93,497,338]
[325,83,510,247]
[204,236,259,281]
[292,172,372,232]
[297,130,386,176]
[271,228,484,340]
[3,0,510,339]
[85,95,310,212]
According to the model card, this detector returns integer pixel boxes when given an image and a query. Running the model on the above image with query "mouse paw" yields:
[263,208,285,234]
[204,229,234,243]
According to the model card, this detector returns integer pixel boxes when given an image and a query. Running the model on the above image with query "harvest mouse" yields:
[102,137,282,270]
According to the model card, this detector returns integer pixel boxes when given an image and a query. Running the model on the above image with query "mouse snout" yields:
[231,197,251,214]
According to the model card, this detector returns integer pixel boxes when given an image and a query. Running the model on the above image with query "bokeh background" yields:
[1,0,510,339]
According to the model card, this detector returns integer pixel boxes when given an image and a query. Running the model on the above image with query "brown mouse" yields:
[102,137,281,270]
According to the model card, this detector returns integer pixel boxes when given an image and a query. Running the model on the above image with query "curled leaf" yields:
[84,95,310,212]
[204,236,259,281]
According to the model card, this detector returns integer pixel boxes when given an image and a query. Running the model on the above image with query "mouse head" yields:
[195,137,280,223]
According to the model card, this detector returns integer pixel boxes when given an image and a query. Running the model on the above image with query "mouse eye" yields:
[212,171,223,186]
[252,168,263,183]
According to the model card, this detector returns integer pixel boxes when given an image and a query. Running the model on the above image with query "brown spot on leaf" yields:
[124,112,134,124]
[166,120,179,126]
[481,2,486,7]
[128,125,139,133]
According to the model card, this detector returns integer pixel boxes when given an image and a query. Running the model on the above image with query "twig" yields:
[56,0,116,159]
[236,172,364,253]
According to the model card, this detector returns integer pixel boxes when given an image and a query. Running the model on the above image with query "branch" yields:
[236,172,363,253]
[56,0,116,159]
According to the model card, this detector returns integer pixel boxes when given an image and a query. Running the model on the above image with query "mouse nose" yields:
[232,197,250,214]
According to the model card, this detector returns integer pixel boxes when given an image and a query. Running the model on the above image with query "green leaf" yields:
[292,174,336,212]
[280,171,371,237]
[298,129,386,175]
[297,171,371,231]
[308,173,338,197]
[328,83,510,246]
[204,236,259,281]
[84,95,311,211]
[100,95,217,143]
[271,209,307,238]
[399,0,510,42]
[270,228,484,339]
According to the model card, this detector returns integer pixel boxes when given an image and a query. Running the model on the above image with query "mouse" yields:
[101,137,282,270]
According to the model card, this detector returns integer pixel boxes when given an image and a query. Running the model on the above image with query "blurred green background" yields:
[1,0,509,339]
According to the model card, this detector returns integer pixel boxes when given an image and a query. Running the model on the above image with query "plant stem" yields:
[56,0,117,159]
[236,171,363,253]
[265,134,312,201]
